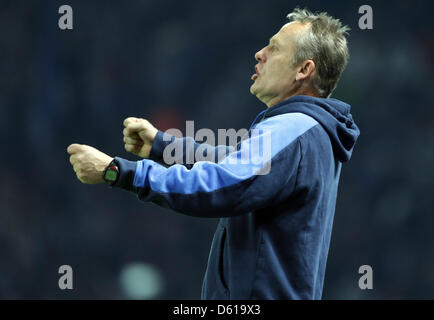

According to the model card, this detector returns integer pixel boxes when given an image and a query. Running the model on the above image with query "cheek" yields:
[276,61,292,75]
[276,64,295,84]
[267,58,288,76]
[265,64,288,85]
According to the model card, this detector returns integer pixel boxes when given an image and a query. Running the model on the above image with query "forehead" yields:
[273,21,309,43]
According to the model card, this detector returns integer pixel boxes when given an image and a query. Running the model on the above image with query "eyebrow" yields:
[269,37,281,46]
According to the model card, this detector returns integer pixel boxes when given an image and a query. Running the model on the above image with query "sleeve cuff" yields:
[149,130,175,163]
[112,156,138,191]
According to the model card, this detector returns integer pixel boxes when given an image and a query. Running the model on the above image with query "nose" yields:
[255,47,267,63]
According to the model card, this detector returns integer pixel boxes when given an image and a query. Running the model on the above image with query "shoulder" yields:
[255,113,320,148]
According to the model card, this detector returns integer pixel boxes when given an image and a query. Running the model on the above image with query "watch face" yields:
[105,166,118,182]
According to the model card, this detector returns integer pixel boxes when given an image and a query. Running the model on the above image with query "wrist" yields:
[111,157,138,191]
[102,159,119,186]
[148,128,158,144]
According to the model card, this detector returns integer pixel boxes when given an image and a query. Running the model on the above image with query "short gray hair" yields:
[287,8,350,98]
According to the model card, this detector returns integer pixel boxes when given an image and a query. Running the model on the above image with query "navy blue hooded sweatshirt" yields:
[112,95,360,299]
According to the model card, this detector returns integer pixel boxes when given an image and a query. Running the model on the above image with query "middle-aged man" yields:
[67,8,360,299]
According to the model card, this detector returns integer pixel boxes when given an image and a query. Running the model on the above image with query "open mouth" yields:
[252,65,260,80]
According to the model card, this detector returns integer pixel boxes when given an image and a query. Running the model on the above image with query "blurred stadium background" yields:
[0,0,433,299]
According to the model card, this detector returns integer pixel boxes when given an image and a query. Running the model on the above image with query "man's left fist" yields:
[67,144,113,184]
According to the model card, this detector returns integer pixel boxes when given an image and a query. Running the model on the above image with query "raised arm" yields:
[123,117,235,169]
[115,113,318,217]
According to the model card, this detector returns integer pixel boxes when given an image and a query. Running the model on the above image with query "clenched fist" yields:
[67,144,113,184]
[123,117,158,158]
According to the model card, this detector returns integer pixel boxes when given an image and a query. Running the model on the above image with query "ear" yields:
[295,60,316,81]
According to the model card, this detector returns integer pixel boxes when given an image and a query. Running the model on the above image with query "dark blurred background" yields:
[0,0,433,299]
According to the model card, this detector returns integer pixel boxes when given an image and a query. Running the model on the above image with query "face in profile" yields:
[250,22,309,107]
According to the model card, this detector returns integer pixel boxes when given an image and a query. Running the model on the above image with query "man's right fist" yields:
[123,117,158,158]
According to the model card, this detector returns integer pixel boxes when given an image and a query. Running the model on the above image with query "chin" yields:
[250,83,258,95]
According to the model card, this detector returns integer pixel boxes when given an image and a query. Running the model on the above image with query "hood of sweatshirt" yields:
[255,95,360,162]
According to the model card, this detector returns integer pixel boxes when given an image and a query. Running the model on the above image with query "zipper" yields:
[249,109,267,131]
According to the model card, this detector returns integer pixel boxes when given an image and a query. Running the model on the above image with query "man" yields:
[67,8,360,299]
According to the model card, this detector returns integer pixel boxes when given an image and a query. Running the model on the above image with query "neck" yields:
[265,88,320,108]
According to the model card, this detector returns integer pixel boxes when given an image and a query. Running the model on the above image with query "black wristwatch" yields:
[103,159,119,186]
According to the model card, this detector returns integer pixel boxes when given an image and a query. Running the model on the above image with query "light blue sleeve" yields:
[113,113,318,217]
